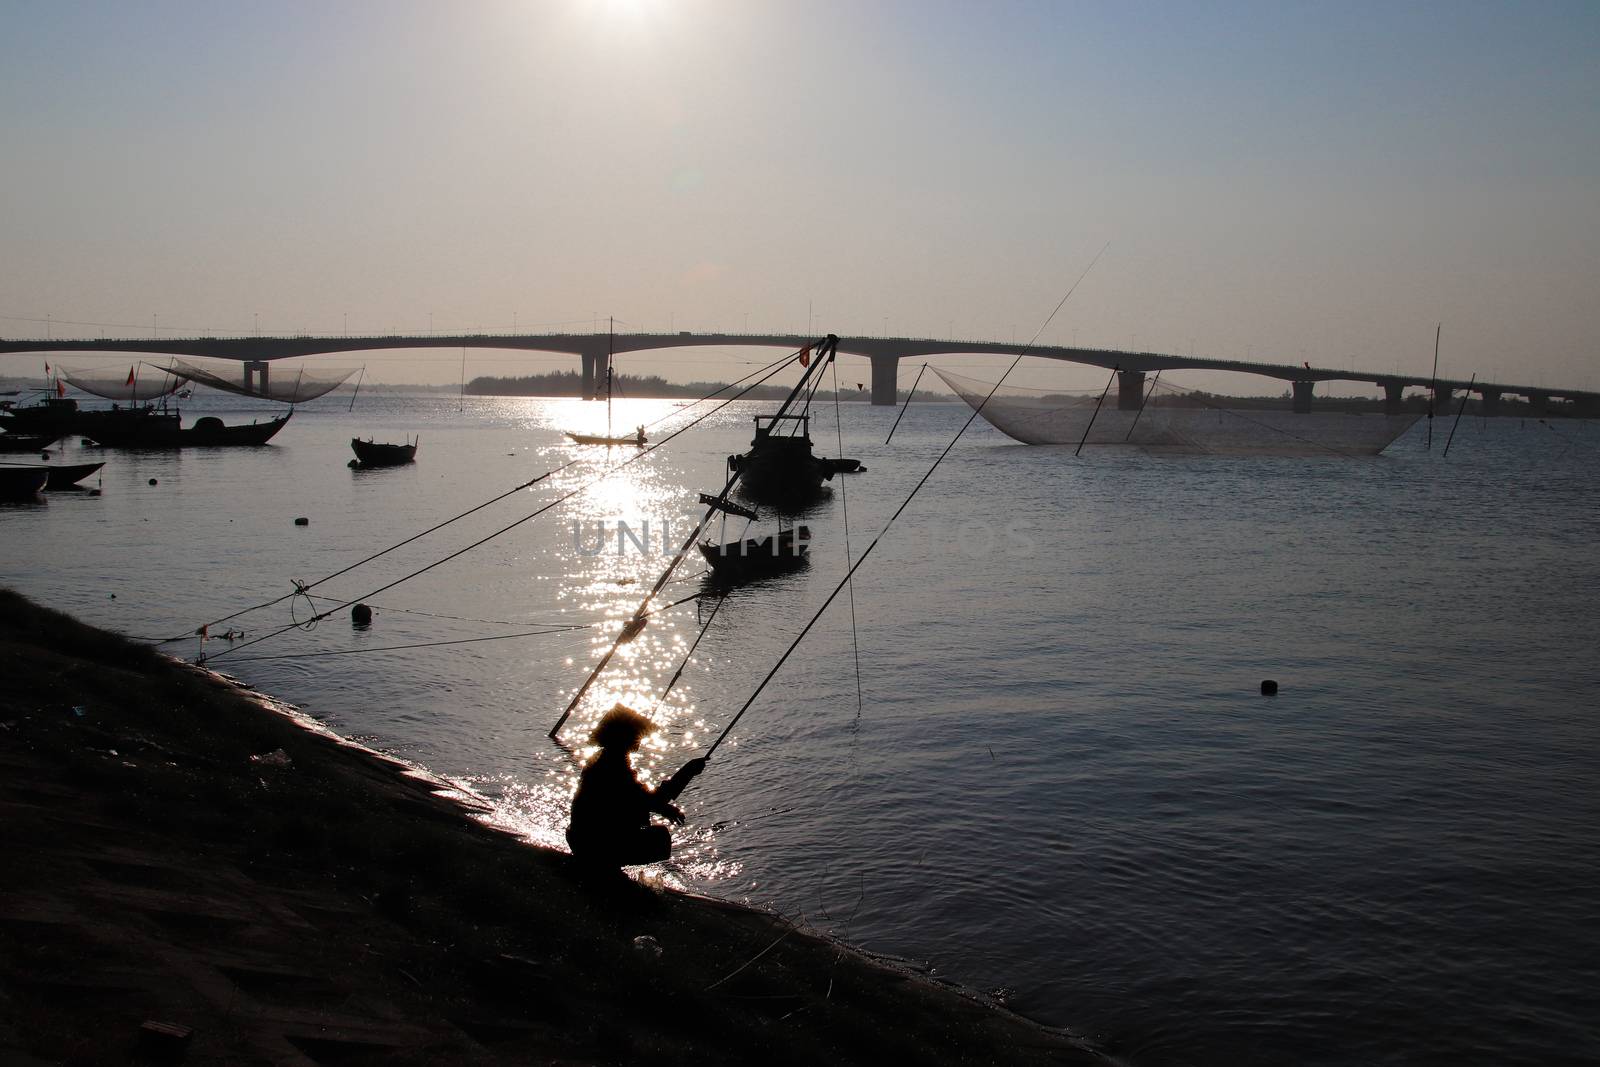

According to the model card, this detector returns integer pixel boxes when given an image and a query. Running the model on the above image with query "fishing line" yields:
[548,336,841,738]
[165,345,808,644]
[657,588,729,707]
[883,362,928,445]
[831,356,864,719]
[705,244,1110,758]
[222,626,591,662]
[201,347,812,666]
[299,592,591,630]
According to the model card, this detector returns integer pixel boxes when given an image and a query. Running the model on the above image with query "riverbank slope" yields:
[0,588,1104,1065]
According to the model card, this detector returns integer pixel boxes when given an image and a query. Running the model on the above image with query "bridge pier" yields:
[243,360,268,395]
[870,354,899,406]
[1526,391,1548,414]
[1117,370,1146,411]
[1384,382,1405,415]
[580,352,611,399]
[1292,380,1314,414]
[1574,395,1599,418]
[1479,387,1501,416]
[1433,386,1452,412]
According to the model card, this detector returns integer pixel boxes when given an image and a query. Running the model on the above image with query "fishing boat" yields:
[728,334,849,506]
[0,460,105,489]
[566,425,646,447]
[0,432,60,454]
[564,318,648,448]
[699,525,811,582]
[350,436,417,468]
[0,395,81,437]
[0,466,48,500]
[82,409,291,448]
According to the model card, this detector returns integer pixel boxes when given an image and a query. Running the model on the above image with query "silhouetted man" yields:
[566,704,706,868]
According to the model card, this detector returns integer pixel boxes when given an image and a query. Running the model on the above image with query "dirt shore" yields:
[0,588,1107,1065]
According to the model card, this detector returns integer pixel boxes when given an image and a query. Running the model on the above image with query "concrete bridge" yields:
[3,331,1595,414]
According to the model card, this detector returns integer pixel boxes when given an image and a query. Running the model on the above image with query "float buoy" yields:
[294,516,309,526]
[1260,679,1279,696]
[351,603,373,627]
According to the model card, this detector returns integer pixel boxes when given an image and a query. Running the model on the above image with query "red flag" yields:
[126,365,136,386]
[43,361,50,375]
[799,346,811,368]
[56,378,66,398]
[1303,360,1311,370]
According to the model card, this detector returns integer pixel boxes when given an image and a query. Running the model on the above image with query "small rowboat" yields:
[698,525,811,583]
[0,466,49,500]
[350,437,418,467]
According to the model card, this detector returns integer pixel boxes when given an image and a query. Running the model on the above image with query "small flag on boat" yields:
[1304,361,1311,370]
[799,346,811,368]
[126,365,136,386]
[43,361,50,375]
[55,378,66,398]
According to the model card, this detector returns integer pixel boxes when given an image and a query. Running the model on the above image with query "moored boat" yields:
[728,334,849,507]
[0,432,60,454]
[350,436,418,467]
[0,466,49,500]
[0,461,105,489]
[698,525,811,583]
[82,409,291,448]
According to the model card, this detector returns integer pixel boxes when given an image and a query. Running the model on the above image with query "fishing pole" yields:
[832,354,865,718]
[884,362,928,445]
[1124,369,1161,441]
[1443,372,1474,457]
[704,244,1110,759]
[346,365,365,413]
[1426,323,1441,451]
[1075,365,1119,456]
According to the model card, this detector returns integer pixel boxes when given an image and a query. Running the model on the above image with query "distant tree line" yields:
[464,370,898,402]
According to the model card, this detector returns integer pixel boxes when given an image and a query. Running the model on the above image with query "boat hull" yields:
[0,466,49,500]
[0,462,104,490]
[83,411,291,448]
[566,432,645,447]
[0,433,60,454]
[350,438,417,467]
[698,526,810,582]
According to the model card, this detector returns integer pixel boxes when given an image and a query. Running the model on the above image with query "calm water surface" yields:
[5,392,1598,1066]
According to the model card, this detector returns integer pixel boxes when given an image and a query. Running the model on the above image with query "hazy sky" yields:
[2,0,1596,392]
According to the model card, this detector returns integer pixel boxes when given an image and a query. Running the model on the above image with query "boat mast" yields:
[766,334,837,433]
[606,316,614,438]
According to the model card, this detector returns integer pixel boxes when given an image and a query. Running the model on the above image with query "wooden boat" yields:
[566,428,645,447]
[0,396,81,436]
[350,436,417,467]
[727,335,850,507]
[698,525,810,582]
[0,461,105,489]
[563,318,648,448]
[0,432,60,454]
[0,466,48,500]
[82,409,291,448]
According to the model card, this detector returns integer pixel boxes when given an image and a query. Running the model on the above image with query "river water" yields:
[4,389,1598,1066]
